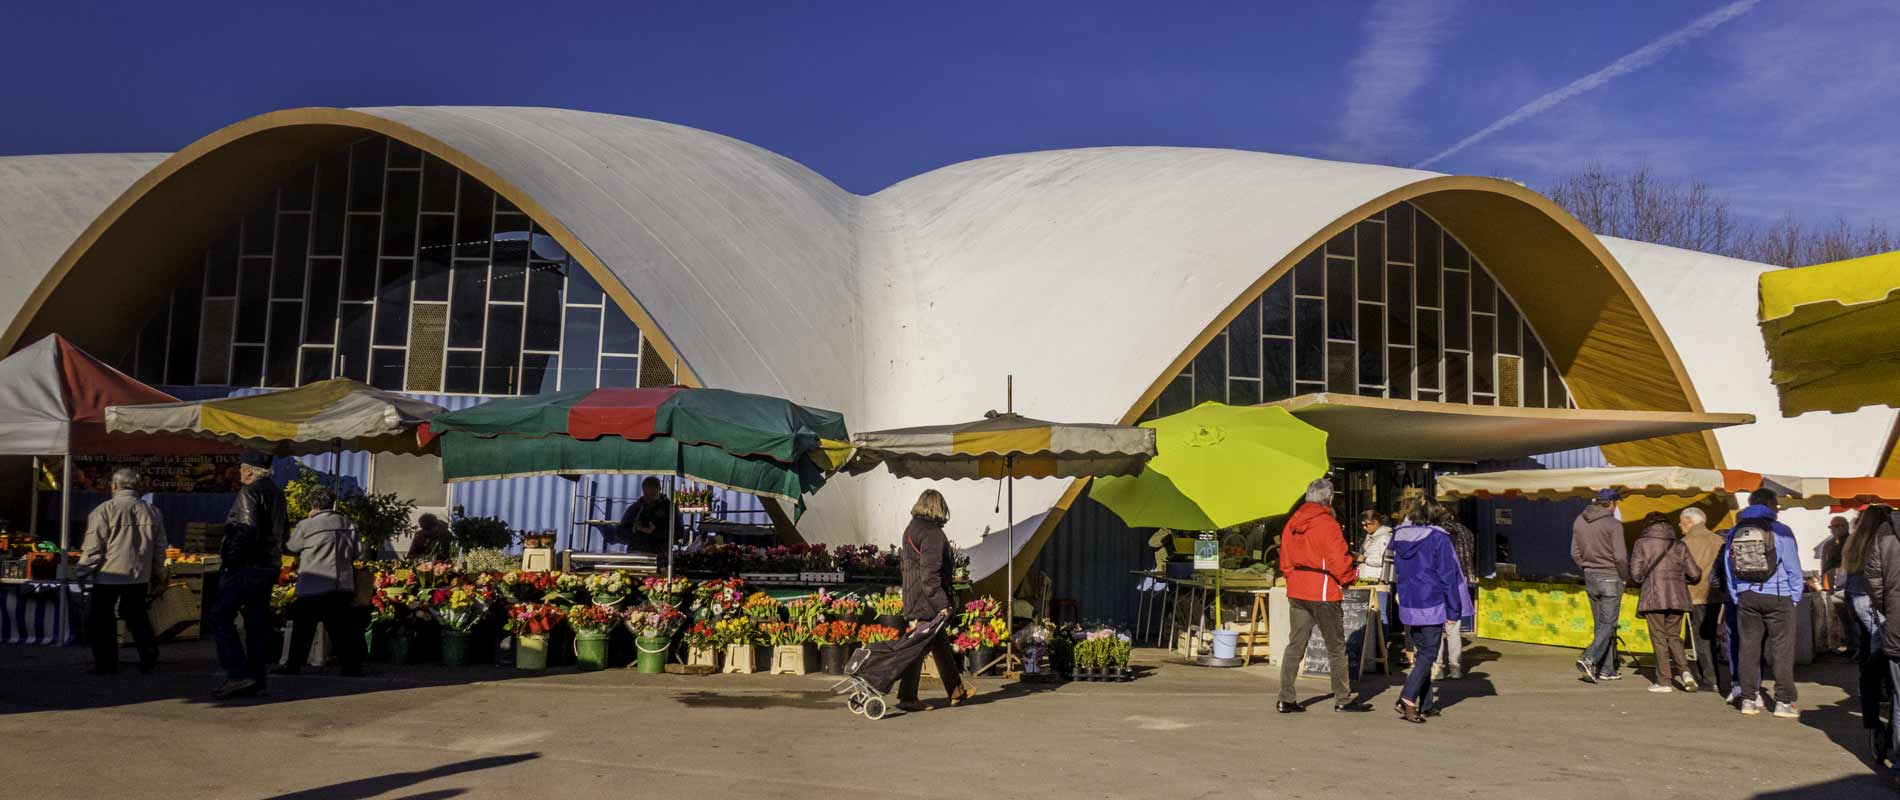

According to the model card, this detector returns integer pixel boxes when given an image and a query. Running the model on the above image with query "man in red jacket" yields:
[1278,477,1372,713]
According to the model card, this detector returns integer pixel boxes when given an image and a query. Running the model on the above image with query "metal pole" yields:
[29,456,39,538]
[58,456,72,646]
[1005,374,1014,670]
[665,473,676,582]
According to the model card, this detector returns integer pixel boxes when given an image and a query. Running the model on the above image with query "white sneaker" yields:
[1726,687,1741,705]
[1772,703,1798,719]
[1648,684,1674,693]
[1741,699,1764,716]
[1680,677,1699,693]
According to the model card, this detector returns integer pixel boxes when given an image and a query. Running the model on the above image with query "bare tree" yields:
[1545,164,1890,267]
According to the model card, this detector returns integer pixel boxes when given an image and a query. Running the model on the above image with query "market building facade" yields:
[1,107,1894,620]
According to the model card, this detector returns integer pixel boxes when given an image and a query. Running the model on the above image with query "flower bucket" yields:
[687,646,721,670]
[365,622,388,662]
[724,644,769,674]
[771,644,817,675]
[876,614,908,633]
[1211,630,1238,660]
[441,630,474,666]
[388,628,416,665]
[635,636,671,674]
[574,632,612,671]
[515,634,550,670]
[819,644,851,675]
[968,645,997,676]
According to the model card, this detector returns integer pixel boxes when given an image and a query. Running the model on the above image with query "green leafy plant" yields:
[339,490,417,555]
[282,464,325,521]
[458,547,516,575]
[451,515,512,552]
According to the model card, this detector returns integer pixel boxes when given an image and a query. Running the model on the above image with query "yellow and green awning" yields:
[1759,249,1900,416]
[847,412,1155,480]
[105,379,444,455]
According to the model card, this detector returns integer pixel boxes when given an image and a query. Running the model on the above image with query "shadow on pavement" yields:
[1751,773,1892,799]
[263,753,538,800]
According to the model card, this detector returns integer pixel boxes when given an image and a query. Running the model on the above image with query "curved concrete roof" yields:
[0,153,165,338]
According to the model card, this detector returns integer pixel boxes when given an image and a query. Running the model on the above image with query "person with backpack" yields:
[1570,489,1629,682]
[1629,511,1702,693]
[1725,488,1804,717]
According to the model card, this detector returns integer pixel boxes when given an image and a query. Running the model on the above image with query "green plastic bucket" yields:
[441,630,473,666]
[515,634,550,670]
[575,632,612,671]
[635,635,671,674]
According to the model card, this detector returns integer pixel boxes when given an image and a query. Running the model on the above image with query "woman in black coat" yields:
[896,489,973,712]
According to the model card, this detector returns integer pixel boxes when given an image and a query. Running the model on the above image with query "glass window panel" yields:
[1326,258,1355,339]
[1193,334,1228,405]
[1296,381,1327,397]
[304,258,340,344]
[198,299,234,384]
[1228,379,1261,407]
[348,138,384,212]
[1358,304,1384,386]
[566,262,604,306]
[205,230,240,296]
[1386,202,1415,264]
[1327,342,1356,393]
[1295,298,1324,382]
[271,214,308,299]
[482,304,524,395]
[1524,343,1547,407]
[1547,366,1568,410]
[1386,264,1412,345]
[489,220,531,302]
[448,261,487,348]
[1357,221,1383,302]
[1327,229,1354,259]
[525,265,565,351]
[521,353,559,395]
[1262,338,1292,402]
[1387,346,1412,400]
[337,303,371,382]
[387,140,422,169]
[1417,390,1441,403]
[415,216,454,302]
[370,348,406,391]
[561,306,601,385]
[380,171,419,257]
[405,304,447,393]
[1474,316,1497,396]
[372,260,412,346]
[300,347,334,385]
[1471,265,1496,313]
[236,257,272,342]
[1261,280,1292,336]
[312,152,348,255]
[455,179,494,259]
[1417,215,1441,306]
[1294,252,1323,296]
[1447,351,1469,404]
[600,355,642,390]
[444,351,482,394]
[242,202,275,255]
[420,155,457,212]
[167,277,201,384]
[266,302,302,386]
[1416,309,1441,390]
[1226,297,1260,378]
[1444,270,1469,350]
[231,345,265,388]
[279,165,314,212]
[1444,237,1470,271]
[602,307,641,354]
[495,194,521,215]
[343,215,380,301]
[1498,299,1522,356]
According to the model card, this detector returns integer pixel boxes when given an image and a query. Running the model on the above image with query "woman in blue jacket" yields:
[1390,499,1472,723]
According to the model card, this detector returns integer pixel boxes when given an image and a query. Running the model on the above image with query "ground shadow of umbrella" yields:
[264,753,539,800]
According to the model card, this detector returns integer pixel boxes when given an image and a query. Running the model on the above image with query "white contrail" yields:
[1414,0,1760,169]
[1334,0,1462,160]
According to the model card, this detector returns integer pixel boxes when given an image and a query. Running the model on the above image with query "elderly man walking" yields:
[208,451,288,699]
[79,467,167,675]
[1679,507,1730,696]
[280,488,364,677]
[1277,478,1372,713]
[1571,489,1629,682]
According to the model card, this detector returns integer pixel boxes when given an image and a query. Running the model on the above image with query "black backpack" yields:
[1728,519,1780,584]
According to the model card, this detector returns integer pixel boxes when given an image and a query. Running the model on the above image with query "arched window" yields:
[1145,201,1572,418]
[124,135,671,395]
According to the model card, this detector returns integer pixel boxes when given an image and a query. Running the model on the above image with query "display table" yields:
[1130,571,1272,663]
[1476,578,1657,654]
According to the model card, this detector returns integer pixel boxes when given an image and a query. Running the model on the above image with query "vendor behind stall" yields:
[616,477,678,554]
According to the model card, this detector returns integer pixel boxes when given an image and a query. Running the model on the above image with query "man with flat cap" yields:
[208,451,288,699]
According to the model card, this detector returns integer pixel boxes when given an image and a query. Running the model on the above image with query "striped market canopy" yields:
[847,412,1156,480]
[1436,465,1900,510]
[1759,249,1900,416]
[106,378,444,456]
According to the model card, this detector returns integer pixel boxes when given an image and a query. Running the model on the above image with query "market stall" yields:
[1757,248,1900,416]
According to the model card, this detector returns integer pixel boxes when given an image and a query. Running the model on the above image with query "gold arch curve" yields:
[2,107,700,387]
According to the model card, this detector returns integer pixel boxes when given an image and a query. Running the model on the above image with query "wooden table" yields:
[1132,572,1272,663]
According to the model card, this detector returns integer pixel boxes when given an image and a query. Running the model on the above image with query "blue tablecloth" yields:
[1,580,82,645]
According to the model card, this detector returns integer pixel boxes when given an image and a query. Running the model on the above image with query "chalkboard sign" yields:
[1302,588,1374,679]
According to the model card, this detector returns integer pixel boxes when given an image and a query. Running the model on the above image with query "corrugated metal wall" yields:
[1028,484,1148,629]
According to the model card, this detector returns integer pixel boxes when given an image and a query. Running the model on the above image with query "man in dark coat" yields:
[616,477,676,554]
[1859,506,1900,787]
[895,489,970,712]
[209,451,287,699]
[1570,489,1629,682]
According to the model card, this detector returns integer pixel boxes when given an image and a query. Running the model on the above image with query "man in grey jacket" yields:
[80,467,167,675]
[1570,489,1630,683]
[281,488,364,676]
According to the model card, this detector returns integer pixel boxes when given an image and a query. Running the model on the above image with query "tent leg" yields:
[28,456,39,538]
[665,474,676,582]
[58,457,72,647]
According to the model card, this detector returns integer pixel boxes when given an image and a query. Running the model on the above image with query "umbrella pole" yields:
[58,456,72,646]
[1005,374,1015,672]
[29,456,39,539]
[665,473,676,582]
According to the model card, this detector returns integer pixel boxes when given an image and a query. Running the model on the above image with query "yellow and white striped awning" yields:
[848,412,1156,480]
[1759,249,1900,416]
[105,379,445,456]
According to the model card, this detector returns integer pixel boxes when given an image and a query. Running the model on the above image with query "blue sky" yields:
[7,0,1894,226]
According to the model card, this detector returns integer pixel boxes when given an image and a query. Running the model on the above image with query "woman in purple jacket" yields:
[1390,499,1472,723]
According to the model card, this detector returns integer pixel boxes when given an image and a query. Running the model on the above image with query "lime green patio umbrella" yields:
[1092,402,1330,531]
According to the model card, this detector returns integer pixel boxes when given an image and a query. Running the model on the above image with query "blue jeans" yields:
[1581,571,1623,675]
[208,567,278,686]
[1402,623,1444,709]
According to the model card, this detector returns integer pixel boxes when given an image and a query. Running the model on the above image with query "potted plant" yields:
[506,603,567,671]
[435,584,495,666]
[743,592,782,626]
[369,572,422,664]
[869,591,905,632]
[544,572,589,607]
[813,620,859,675]
[692,577,747,622]
[641,576,692,609]
[955,597,1005,675]
[683,621,721,670]
[568,604,624,671]
[627,603,685,674]
[764,622,816,674]
[857,623,900,648]
[1072,634,1100,681]
[585,571,636,608]
[828,595,865,625]
[500,570,557,604]
[719,617,767,674]
[784,597,824,630]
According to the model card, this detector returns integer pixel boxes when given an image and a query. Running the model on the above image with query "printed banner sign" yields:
[72,454,243,494]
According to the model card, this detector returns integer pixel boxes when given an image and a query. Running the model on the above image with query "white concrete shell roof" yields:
[0,153,166,340]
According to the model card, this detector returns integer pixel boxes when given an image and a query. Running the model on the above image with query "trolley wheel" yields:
[847,693,868,715]
[863,696,887,720]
